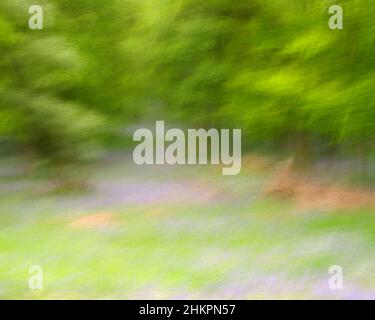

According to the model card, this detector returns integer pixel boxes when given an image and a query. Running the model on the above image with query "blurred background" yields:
[0,0,374,299]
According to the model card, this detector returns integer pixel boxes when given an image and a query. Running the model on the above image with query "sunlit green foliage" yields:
[0,0,374,168]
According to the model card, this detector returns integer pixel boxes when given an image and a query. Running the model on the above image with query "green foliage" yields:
[147,0,375,158]
[0,0,374,167]
[0,0,142,166]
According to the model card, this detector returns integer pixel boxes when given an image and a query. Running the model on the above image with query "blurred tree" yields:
[0,0,374,179]
[148,0,375,168]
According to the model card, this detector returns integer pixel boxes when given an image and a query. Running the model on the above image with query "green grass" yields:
[0,156,374,299]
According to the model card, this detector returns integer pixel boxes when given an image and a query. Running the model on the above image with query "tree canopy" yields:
[0,0,374,167]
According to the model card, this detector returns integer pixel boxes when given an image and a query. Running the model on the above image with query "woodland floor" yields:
[0,151,374,299]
